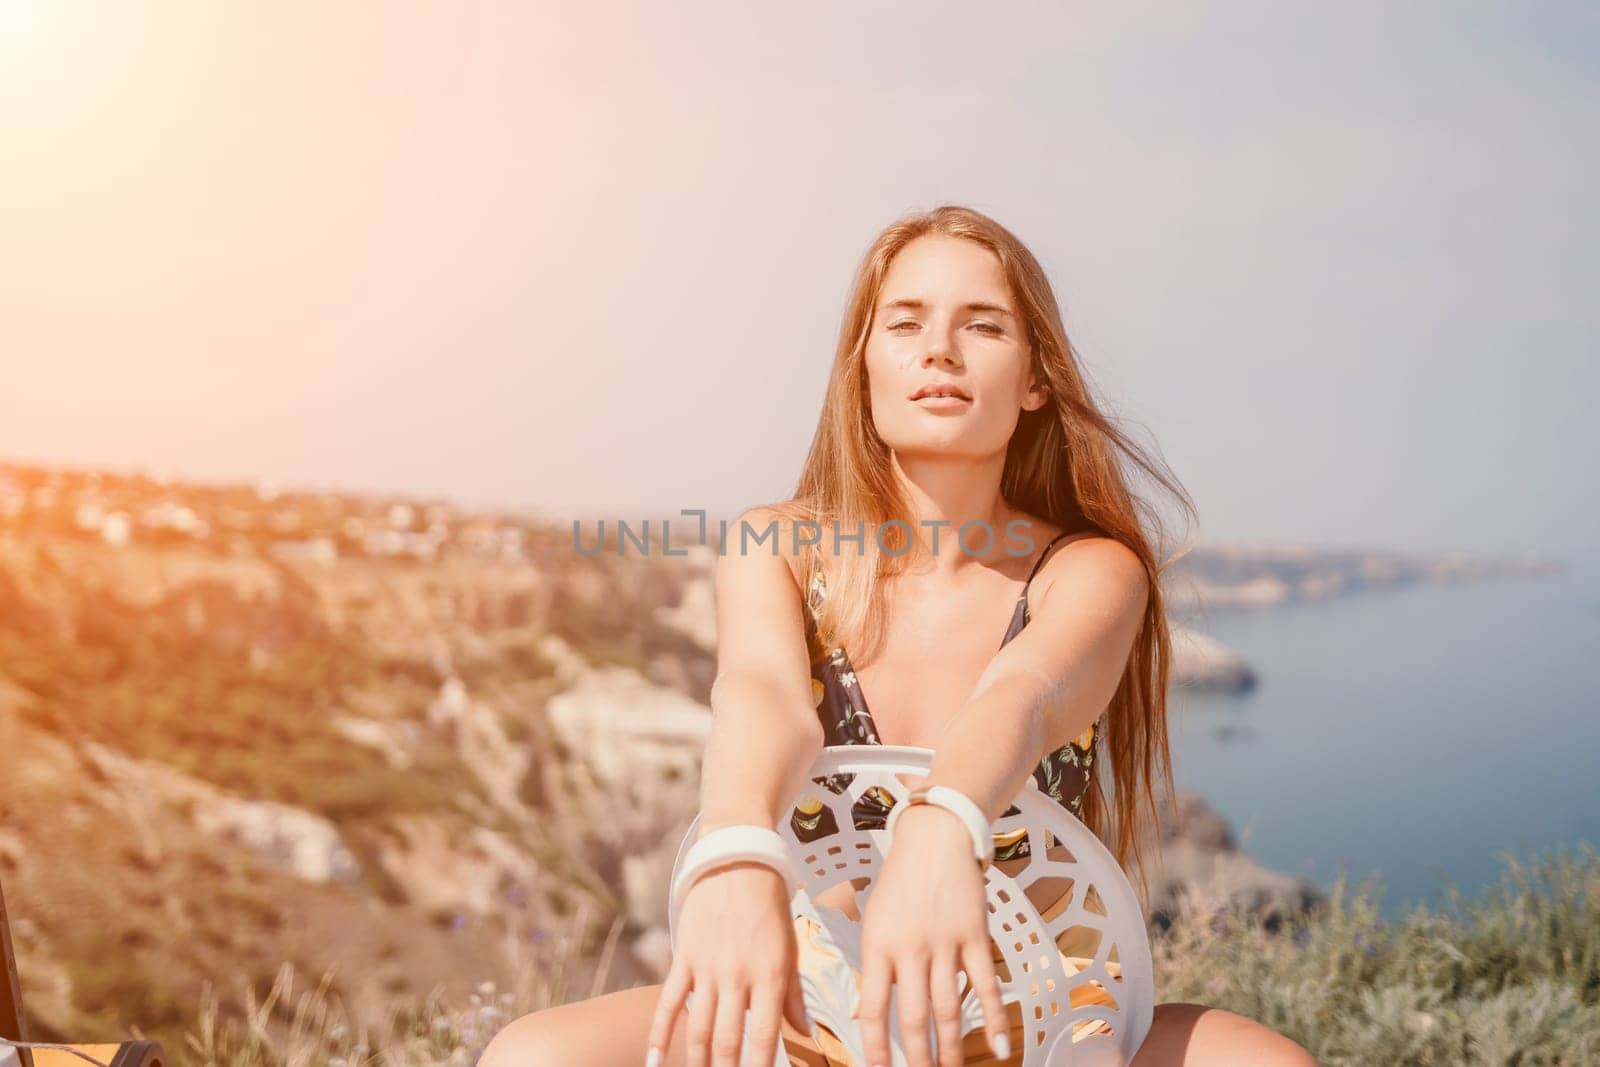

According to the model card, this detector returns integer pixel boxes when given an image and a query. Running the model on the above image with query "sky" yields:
[2,1,1596,561]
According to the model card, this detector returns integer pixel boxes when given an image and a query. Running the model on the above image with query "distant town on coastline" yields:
[0,462,1560,609]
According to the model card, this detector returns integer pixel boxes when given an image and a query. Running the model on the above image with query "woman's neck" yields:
[888,450,1017,577]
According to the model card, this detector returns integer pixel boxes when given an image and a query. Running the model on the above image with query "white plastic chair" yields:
[667,745,1154,1066]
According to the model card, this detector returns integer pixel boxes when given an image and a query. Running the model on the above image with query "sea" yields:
[1167,551,1600,920]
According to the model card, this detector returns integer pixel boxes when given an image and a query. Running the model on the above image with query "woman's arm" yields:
[696,507,827,839]
[645,510,826,1067]
[854,535,1150,1067]
[911,535,1150,826]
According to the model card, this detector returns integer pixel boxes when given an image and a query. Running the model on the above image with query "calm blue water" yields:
[1168,552,1600,919]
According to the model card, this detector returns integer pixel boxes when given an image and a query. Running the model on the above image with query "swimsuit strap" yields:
[1023,529,1076,591]
[808,530,1076,619]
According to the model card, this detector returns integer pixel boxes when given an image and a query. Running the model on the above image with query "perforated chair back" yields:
[668,745,1154,1066]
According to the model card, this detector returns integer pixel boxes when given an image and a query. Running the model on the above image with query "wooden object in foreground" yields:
[0,878,164,1067]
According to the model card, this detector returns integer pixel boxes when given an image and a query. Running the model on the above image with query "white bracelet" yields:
[668,825,803,921]
[883,785,996,868]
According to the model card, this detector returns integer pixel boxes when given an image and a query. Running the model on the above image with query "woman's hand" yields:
[855,804,1011,1067]
[646,860,811,1067]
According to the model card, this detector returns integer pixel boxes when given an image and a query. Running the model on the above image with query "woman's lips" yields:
[913,395,973,412]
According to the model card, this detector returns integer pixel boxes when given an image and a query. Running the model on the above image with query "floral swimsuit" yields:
[789,529,1101,863]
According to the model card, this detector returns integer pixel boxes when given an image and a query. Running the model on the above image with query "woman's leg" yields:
[479,984,827,1067]
[1132,1002,1318,1067]
[479,987,1317,1067]
[480,983,685,1067]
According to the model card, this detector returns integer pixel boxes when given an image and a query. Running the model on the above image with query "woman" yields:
[481,206,1317,1066]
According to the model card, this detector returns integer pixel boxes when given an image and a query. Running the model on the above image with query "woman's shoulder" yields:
[1017,512,1146,604]
[722,500,815,596]
[1007,509,1137,583]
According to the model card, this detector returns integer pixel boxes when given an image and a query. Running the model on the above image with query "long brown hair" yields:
[767,204,1197,906]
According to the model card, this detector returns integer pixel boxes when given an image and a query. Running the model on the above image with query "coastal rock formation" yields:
[1165,542,1559,612]
[1145,791,1321,930]
[1168,626,1258,692]
[535,634,708,973]
[0,703,517,1040]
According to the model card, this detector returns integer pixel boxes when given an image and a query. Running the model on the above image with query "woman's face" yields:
[864,234,1047,459]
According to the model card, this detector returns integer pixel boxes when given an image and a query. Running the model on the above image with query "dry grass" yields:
[174,844,1600,1066]
[181,899,627,1067]
[1153,843,1600,1065]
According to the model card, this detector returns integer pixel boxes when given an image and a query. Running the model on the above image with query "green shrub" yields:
[1154,843,1600,1064]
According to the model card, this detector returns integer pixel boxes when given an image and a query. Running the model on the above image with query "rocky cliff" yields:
[0,467,1391,1053]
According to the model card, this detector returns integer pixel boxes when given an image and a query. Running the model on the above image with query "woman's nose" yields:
[921,331,962,367]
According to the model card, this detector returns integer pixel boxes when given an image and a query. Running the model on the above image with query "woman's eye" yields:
[885,320,1000,334]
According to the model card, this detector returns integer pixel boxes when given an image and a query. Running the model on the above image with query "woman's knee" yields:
[1134,1002,1318,1067]
[478,1010,576,1067]
[479,984,664,1067]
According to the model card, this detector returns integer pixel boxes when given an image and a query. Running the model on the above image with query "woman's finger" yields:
[709,979,749,1067]
[928,950,965,1067]
[744,978,785,1067]
[854,948,894,1067]
[684,982,716,1067]
[645,963,692,1066]
[782,962,811,1035]
[960,939,1013,1062]
[894,955,933,1067]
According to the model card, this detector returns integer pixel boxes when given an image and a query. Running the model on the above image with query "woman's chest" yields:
[839,599,1023,747]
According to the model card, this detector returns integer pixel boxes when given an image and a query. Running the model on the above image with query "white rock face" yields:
[79,742,362,885]
[333,714,418,769]
[1169,625,1258,692]
[537,635,709,938]
[189,794,363,885]
[429,675,531,817]
[536,632,591,683]
[428,676,472,729]
[372,815,544,918]
[543,664,710,801]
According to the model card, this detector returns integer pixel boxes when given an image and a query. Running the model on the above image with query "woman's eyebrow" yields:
[878,298,1016,319]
